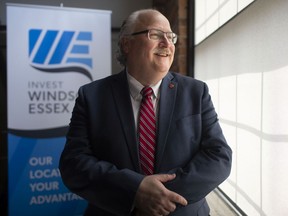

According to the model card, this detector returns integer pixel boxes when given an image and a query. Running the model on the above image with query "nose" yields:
[159,34,172,47]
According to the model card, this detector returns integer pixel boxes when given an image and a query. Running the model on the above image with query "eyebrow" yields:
[130,30,149,36]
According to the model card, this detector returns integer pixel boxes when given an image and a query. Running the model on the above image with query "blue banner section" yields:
[8,134,87,216]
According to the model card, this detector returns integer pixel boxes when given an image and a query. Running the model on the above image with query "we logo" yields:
[29,29,93,81]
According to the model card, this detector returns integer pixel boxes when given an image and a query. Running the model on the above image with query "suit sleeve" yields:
[164,82,232,203]
[59,86,144,216]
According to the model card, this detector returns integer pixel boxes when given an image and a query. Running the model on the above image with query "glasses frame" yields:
[130,29,178,44]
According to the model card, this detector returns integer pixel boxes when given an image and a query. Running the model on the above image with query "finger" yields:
[160,208,171,216]
[156,173,176,183]
[163,201,177,213]
[169,191,188,206]
[156,174,188,207]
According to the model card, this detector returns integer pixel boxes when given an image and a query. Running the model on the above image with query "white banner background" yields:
[7,3,111,131]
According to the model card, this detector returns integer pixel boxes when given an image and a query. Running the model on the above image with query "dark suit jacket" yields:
[59,70,232,216]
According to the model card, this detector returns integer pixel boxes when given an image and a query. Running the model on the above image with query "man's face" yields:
[124,12,175,79]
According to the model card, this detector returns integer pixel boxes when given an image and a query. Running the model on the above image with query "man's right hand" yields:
[134,174,188,216]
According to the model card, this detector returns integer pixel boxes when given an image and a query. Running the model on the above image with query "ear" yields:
[121,37,130,54]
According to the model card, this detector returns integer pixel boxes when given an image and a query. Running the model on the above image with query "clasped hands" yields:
[134,174,188,216]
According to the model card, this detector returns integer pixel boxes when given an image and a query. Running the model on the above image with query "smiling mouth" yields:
[155,52,170,57]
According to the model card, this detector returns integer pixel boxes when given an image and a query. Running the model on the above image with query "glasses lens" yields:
[148,29,161,40]
[166,32,177,44]
[171,33,177,44]
[148,29,177,44]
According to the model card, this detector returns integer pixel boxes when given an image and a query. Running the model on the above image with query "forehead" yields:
[134,11,172,32]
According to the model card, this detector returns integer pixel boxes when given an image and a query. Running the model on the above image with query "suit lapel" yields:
[110,71,140,172]
[155,72,177,172]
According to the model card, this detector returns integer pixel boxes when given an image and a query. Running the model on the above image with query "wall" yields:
[153,0,188,75]
[194,0,288,215]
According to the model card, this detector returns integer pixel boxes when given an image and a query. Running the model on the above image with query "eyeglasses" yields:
[130,29,178,44]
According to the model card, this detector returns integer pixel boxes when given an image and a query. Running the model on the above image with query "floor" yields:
[206,190,239,216]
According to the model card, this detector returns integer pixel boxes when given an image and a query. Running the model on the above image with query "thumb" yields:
[156,173,177,183]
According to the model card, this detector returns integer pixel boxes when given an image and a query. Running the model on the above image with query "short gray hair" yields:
[116,9,160,67]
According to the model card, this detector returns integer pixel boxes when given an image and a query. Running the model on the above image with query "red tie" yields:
[139,87,156,175]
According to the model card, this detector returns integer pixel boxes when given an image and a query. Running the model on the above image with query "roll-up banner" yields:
[7,4,111,216]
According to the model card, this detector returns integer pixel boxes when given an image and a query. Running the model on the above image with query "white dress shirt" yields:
[126,71,162,130]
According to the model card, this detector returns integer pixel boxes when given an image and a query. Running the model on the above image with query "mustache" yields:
[153,48,171,56]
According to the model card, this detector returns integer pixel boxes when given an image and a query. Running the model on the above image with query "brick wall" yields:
[153,0,188,75]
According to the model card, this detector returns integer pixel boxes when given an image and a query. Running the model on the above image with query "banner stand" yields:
[7,4,111,216]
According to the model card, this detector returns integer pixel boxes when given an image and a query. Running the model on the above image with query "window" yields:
[195,0,255,45]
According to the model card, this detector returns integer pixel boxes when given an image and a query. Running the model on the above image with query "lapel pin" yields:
[169,83,174,89]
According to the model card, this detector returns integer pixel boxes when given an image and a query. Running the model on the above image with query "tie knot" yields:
[141,87,153,98]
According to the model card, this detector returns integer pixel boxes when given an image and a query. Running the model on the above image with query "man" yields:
[59,9,232,216]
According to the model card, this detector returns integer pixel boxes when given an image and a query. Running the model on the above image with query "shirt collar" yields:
[126,71,162,100]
